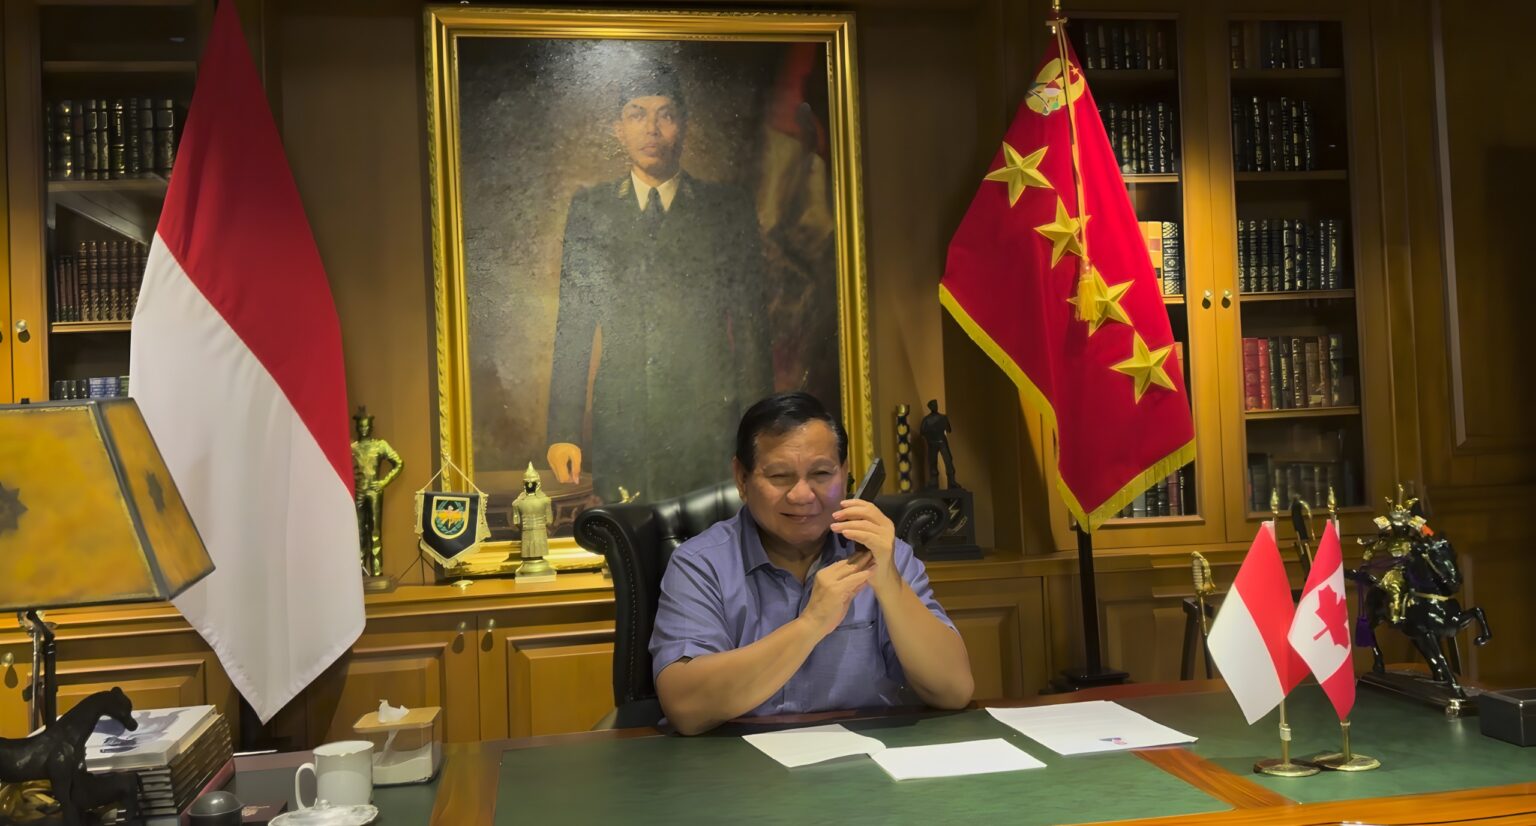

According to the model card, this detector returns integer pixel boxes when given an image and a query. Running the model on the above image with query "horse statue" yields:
[1348,492,1492,699]
[0,687,140,826]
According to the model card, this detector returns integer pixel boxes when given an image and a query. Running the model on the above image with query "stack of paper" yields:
[742,723,1045,780]
[986,701,1197,755]
[84,705,235,823]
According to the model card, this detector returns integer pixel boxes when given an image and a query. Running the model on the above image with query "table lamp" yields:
[0,398,214,729]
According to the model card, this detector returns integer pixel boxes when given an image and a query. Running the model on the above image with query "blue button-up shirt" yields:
[649,507,956,716]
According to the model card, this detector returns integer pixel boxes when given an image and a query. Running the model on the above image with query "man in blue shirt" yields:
[650,392,974,735]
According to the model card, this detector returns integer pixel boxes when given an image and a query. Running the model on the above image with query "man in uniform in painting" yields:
[546,61,772,504]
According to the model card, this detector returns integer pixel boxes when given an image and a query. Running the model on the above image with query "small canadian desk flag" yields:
[1207,522,1307,723]
[1287,519,1356,719]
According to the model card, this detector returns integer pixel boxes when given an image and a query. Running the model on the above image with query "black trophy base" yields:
[1047,666,1131,693]
[1361,669,1481,717]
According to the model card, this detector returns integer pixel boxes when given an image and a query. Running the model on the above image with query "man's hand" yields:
[831,499,901,597]
[800,558,874,639]
[546,443,582,485]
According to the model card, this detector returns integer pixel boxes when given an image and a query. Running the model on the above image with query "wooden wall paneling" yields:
[931,575,1046,697]
[304,614,478,745]
[0,5,12,403]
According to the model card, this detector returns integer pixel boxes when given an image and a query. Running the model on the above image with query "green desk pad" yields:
[1119,685,1536,805]
[495,710,1228,825]
[231,764,439,825]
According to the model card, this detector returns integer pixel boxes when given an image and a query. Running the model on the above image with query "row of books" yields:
[1100,101,1179,175]
[1138,221,1185,296]
[1113,466,1194,519]
[1077,20,1174,71]
[52,376,130,400]
[1231,21,1329,71]
[51,240,148,322]
[1237,218,1346,292]
[1231,95,1317,172]
[44,97,177,181]
[1247,456,1358,513]
[1241,334,1353,411]
[85,705,235,824]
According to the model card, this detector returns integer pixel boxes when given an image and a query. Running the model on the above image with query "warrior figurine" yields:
[351,408,402,577]
[512,462,556,581]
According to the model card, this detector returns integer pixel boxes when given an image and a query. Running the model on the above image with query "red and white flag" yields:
[129,1,362,722]
[1207,522,1306,723]
[1287,519,1356,719]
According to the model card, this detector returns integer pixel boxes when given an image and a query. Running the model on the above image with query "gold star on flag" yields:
[1035,199,1088,267]
[1112,332,1176,402]
[1067,266,1133,335]
[984,142,1051,206]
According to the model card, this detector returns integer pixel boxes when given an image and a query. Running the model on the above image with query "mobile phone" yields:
[852,458,885,501]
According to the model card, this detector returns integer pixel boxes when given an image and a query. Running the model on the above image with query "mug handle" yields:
[294,762,316,810]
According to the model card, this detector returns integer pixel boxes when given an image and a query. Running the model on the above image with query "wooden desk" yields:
[354,681,1536,825]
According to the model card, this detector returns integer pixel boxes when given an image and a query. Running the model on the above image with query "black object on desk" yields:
[1479,688,1536,746]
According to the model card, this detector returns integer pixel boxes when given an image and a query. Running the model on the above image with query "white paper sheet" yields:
[986,701,1197,755]
[742,724,887,768]
[870,738,1046,780]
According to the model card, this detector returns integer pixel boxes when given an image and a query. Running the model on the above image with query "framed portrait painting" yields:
[424,7,873,565]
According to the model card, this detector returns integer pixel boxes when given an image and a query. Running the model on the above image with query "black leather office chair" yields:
[575,480,947,728]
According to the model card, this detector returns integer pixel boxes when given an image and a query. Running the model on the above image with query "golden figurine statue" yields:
[512,462,556,582]
[351,408,403,577]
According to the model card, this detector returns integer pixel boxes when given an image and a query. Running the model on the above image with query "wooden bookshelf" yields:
[1,0,210,403]
[1239,289,1354,302]
[1234,170,1347,182]
[1245,405,1361,420]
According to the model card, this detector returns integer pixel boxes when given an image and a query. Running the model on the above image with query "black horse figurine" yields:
[1350,533,1492,698]
[0,687,138,826]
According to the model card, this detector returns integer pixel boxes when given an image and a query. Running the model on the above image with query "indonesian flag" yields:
[940,36,1194,529]
[129,1,363,722]
[1287,519,1356,719]
[1207,522,1307,723]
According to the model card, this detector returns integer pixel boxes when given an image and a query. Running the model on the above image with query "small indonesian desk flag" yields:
[129,0,362,722]
[1287,519,1356,719]
[1207,522,1307,723]
[939,35,1194,529]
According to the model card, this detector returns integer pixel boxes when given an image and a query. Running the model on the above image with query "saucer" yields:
[270,803,378,826]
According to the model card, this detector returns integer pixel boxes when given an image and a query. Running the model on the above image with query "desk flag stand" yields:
[1308,491,1381,772]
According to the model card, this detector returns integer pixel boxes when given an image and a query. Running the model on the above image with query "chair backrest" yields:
[574,481,948,711]
[574,481,742,708]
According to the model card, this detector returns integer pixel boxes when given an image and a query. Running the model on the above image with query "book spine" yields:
[1281,219,1294,291]
[1096,23,1110,72]
[1289,98,1303,171]
[1328,333,1344,406]
[1258,219,1271,292]
[154,99,176,174]
[1257,341,1273,410]
[1279,97,1294,171]
[1156,102,1170,174]
[110,99,127,179]
[1229,22,1243,69]
[1109,22,1124,70]
[1155,26,1169,70]
[138,98,157,175]
[1250,96,1264,171]
[1301,100,1315,169]
[1242,338,1261,410]
[1276,336,1292,409]
[1306,338,1325,407]
[55,101,76,180]
[1289,337,1305,408]
[1163,222,1182,294]
[1168,471,1182,516]
[1265,99,1282,175]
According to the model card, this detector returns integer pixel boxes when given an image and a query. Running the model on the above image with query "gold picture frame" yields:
[423,6,873,570]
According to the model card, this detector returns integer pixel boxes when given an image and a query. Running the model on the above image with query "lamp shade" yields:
[0,398,214,611]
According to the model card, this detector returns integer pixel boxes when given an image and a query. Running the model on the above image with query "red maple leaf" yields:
[1310,585,1350,647]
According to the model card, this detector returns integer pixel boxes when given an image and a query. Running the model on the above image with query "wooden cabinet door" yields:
[478,616,614,740]
[303,613,478,744]
[0,623,236,740]
[931,577,1048,699]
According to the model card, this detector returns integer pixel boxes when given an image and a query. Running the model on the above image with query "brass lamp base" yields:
[1253,758,1320,777]
[1310,752,1381,771]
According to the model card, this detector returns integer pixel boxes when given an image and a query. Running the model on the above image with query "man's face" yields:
[734,420,845,552]
[613,94,685,180]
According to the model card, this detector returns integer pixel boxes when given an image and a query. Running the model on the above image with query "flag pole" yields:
[1253,495,1319,776]
[1311,488,1381,771]
[1045,0,1128,691]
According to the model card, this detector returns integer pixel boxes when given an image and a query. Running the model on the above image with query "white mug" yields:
[294,740,374,808]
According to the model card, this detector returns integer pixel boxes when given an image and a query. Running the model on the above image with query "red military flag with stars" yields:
[940,34,1195,530]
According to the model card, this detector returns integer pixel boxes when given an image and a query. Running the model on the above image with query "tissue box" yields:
[353,706,443,784]
[1479,688,1536,747]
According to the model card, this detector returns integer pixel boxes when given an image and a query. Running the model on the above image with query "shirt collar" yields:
[630,170,682,212]
[736,506,852,576]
